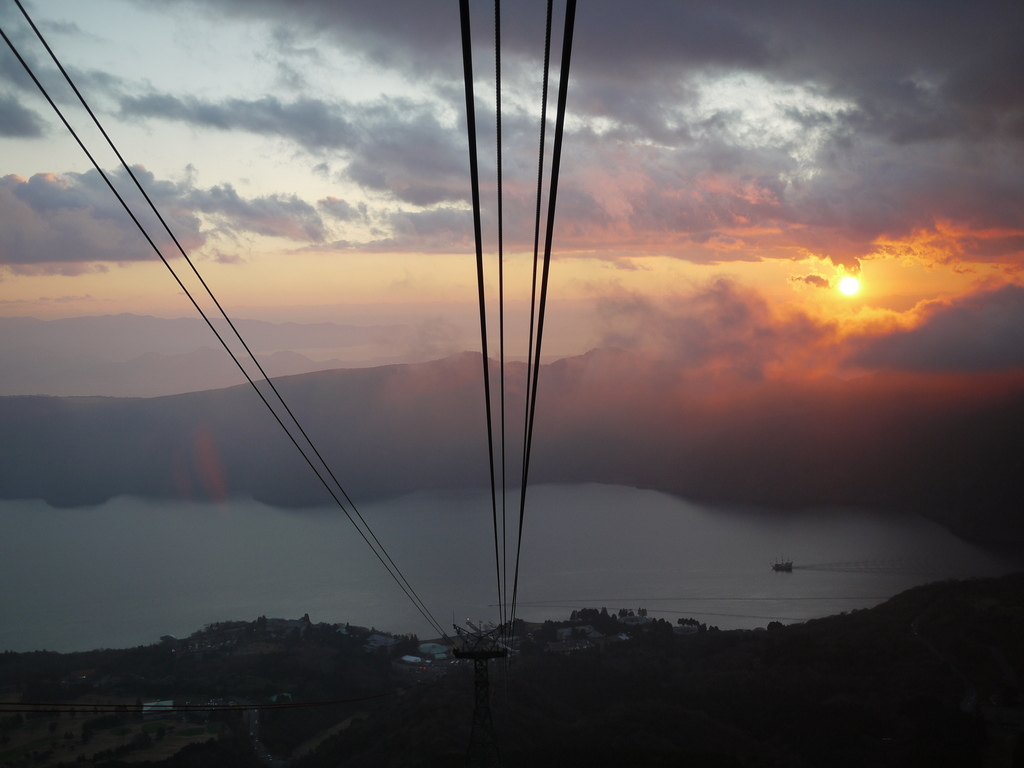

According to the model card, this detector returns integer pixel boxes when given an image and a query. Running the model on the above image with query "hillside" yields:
[302,573,1024,767]
[2,351,1024,549]
[2,573,1024,767]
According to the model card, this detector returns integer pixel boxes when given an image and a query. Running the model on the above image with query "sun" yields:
[838,276,861,296]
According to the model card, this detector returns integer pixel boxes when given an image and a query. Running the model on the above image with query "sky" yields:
[1,0,1023,375]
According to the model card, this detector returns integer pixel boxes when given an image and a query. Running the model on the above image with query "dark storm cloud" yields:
[0,167,330,268]
[849,284,1024,372]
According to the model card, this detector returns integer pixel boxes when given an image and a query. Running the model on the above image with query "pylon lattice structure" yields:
[453,622,508,767]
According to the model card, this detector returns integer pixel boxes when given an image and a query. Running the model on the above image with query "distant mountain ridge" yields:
[2,349,1024,552]
[0,313,460,397]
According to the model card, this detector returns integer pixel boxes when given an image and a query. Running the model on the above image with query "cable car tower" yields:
[453,622,508,767]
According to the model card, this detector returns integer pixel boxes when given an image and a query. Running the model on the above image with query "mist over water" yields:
[1,484,1018,653]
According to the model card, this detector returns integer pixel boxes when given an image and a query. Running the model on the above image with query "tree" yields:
[537,621,558,643]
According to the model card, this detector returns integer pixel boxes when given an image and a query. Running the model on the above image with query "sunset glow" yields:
[838,276,861,296]
[0,2,1019,382]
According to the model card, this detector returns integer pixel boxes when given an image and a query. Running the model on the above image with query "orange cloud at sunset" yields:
[593,278,841,381]
[870,220,1024,270]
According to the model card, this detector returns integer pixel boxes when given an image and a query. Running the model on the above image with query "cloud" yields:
[343,99,468,206]
[569,2,1024,269]
[0,11,130,116]
[595,278,835,379]
[406,316,466,361]
[179,0,1022,149]
[119,93,357,152]
[0,171,187,268]
[23,0,1023,269]
[308,206,472,254]
[576,2,1022,148]
[0,10,44,94]
[318,196,362,221]
[790,274,830,289]
[186,185,327,242]
[848,284,1024,372]
[160,0,465,79]
[120,92,469,207]
[0,95,46,137]
[0,167,331,268]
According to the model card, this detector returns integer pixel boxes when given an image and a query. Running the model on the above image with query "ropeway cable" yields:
[457,0,577,646]
[509,0,576,633]
[494,0,510,644]
[459,0,506,635]
[1,6,449,642]
[510,0,554,643]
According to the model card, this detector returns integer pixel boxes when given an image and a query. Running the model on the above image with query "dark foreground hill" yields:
[3,350,1024,548]
[306,573,1024,768]
[2,573,1024,767]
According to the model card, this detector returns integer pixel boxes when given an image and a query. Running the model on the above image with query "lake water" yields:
[1,484,1019,652]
